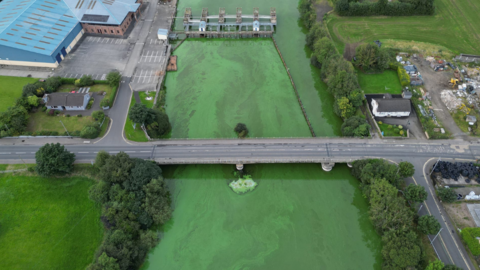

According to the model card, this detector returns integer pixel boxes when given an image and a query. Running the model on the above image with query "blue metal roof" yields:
[157,28,168,35]
[0,0,80,56]
[62,0,140,25]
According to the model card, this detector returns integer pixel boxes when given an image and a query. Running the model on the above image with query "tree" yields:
[45,76,62,93]
[327,70,359,98]
[437,187,457,203]
[22,83,37,97]
[341,116,370,137]
[348,89,364,108]
[234,123,249,138]
[101,98,110,108]
[80,123,101,139]
[92,110,105,121]
[398,161,415,178]
[35,143,75,176]
[305,23,328,49]
[106,71,121,87]
[354,43,391,72]
[381,229,421,270]
[298,0,316,29]
[418,215,441,235]
[313,37,337,67]
[334,97,355,119]
[0,106,29,136]
[99,152,134,183]
[146,111,171,138]
[94,150,110,169]
[76,75,94,87]
[88,180,110,204]
[443,265,463,270]
[426,259,444,270]
[405,184,427,203]
[143,177,172,225]
[124,159,162,192]
[87,252,120,270]
[27,95,39,107]
[129,103,156,125]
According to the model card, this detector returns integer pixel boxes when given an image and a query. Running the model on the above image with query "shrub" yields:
[66,114,70,117]
[74,79,81,86]
[394,128,400,133]
[341,116,370,137]
[378,121,383,125]
[400,130,404,135]
[48,109,55,116]
[86,98,94,110]
[437,187,457,203]
[461,228,480,256]
[77,114,82,117]
[398,67,411,87]
[54,110,60,115]
[234,123,249,138]
[75,75,94,87]
[35,143,75,176]
[60,78,76,85]
[100,98,110,108]
[398,125,403,129]
[146,111,171,138]
[80,123,101,139]
[50,131,59,136]
[92,110,105,121]
[45,76,62,93]
[106,71,121,87]
[388,125,393,129]
[42,106,47,112]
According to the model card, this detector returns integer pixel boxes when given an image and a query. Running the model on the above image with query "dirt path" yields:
[412,58,468,139]
[314,1,333,22]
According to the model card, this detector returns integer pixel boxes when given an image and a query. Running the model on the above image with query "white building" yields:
[43,92,91,111]
[371,98,411,117]
[157,29,169,40]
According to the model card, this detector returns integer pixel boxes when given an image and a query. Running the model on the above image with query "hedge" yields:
[93,80,109,85]
[461,228,480,256]
[108,85,118,107]
[335,0,435,16]
[397,67,410,87]
[60,78,76,85]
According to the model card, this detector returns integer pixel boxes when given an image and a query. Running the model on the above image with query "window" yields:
[104,29,107,33]
[53,106,57,108]
[117,30,120,34]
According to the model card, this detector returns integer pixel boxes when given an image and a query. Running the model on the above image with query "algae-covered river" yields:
[144,0,382,268]
[165,0,342,138]
[142,164,382,270]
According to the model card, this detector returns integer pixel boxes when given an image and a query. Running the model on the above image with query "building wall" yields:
[81,1,143,36]
[371,100,410,117]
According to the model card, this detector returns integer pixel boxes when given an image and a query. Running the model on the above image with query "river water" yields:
[165,0,343,138]
[142,164,382,270]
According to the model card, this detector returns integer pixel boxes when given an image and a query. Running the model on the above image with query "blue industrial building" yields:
[0,0,141,67]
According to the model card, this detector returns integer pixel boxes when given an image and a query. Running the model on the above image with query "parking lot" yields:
[54,36,134,79]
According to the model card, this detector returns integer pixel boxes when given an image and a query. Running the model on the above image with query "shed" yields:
[466,115,477,125]
[402,90,412,99]
[157,29,169,40]
[199,21,207,32]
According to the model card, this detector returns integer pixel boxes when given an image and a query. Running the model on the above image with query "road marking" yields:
[109,151,120,154]
[422,158,470,269]
[140,151,150,153]
[78,152,88,153]
[15,152,25,154]
[0,152,11,154]
[125,151,136,153]
[31,152,35,154]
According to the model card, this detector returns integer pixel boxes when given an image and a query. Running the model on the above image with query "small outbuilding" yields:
[199,21,207,32]
[253,21,260,31]
[157,29,169,40]
[43,92,91,111]
[402,90,412,99]
[466,115,477,125]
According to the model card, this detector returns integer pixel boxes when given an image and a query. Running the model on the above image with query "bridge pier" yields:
[347,162,353,168]
[321,162,335,172]
[236,164,244,170]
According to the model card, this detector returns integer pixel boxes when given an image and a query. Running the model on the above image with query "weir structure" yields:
[181,7,277,38]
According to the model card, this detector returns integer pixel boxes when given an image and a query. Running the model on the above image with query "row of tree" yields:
[300,4,370,137]
[351,159,460,270]
[87,151,172,270]
[335,0,435,16]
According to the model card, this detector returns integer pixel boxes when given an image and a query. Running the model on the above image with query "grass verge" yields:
[27,112,98,135]
[452,110,480,137]
[0,173,103,270]
[0,76,38,112]
[124,95,148,142]
[138,91,155,108]
[358,69,403,94]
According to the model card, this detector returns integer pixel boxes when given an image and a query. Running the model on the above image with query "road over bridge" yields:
[1,138,480,270]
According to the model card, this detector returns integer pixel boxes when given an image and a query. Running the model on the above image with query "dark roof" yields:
[374,99,411,113]
[81,14,110,23]
[45,93,88,107]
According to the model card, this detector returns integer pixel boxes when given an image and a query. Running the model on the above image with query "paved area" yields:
[466,204,480,227]
[378,109,427,139]
[0,69,53,78]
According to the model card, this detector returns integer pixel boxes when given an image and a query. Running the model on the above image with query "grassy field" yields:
[358,69,403,94]
[27,112,99,134]
[125,96,148,142]
[0,76,38,112]
[57,84,112,96]
[327,0,480,55]
[0,173,103,270]
[139,92,155,108]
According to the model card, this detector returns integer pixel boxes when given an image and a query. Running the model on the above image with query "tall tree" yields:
[398,161,415,178]
[129,103,156,125]
[426,259,444,270]
[437,187,457,203]
[381,229,421,270]
[0,105,29,135]
[35,143,75,176]
[106,71,122,87]
[418,215,441,235]
[405,184,427,203]
[143,177,172,225]
[313,37,337,66]
[99,152,134,184]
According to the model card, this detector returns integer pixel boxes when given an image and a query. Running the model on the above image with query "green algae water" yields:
[167,0,343,137]
[166,39,311,138]
[142,164,382,270]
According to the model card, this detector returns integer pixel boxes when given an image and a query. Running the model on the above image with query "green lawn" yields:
[0,174,103,270]
[27,112,98,134]
[57,84,112,96]
[139,91,155,108]
[125,96,148,142]
[327,0,480,55]
[0,76,38,112]
[358,69,403,94]
[378,123,407,137]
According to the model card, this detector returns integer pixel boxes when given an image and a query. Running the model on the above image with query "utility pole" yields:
[429,157,441,176]
[150,144,157,160]
[59,120,70,137]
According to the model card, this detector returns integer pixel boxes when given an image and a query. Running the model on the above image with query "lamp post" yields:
[59,120,70,137]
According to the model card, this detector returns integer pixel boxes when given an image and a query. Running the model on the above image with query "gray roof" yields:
[403,91,412,98]
[62,0,140,25]
[375,99,411,113]
[45,92,88,107]
[466,115,477,122]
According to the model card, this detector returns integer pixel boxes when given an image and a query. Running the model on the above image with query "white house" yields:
[371,98,411,117]
[43,92,91,111]
[157,29,168,40]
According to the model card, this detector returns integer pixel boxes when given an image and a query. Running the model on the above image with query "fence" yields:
[271,36,316,137]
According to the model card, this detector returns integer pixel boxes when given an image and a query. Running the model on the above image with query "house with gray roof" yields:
[43,92,91,111]
[371,97,411,117]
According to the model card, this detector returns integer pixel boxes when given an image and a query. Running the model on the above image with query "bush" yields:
[45,76,62,93]
[398,125,403,130]
[54,110,60,115]
[100,98,110,108]
[461,228,480,256]
[60,78,76,85]
[92,110,105,121]
[48,109,55,116]
[77,114,82,117]
[80,123,101,139]
[234,123,249,138]
[35,143,75,176]
[86,98,94,110]
[66,114,70,117]
[42,106,47,112]
[387,125,393,129]
[378,121,383,125]
[394,128,400,133]
[400,130,404,135]
[106,71,121,87]
[335,0,435,16]
[75,75,94,87]
[437,187,457,203]
[398,67,411,87]
[341,116,370,137]
[146,111,171,138]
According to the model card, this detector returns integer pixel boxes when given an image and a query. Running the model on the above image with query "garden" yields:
[0,72,121,139]
[377,122,407,137]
